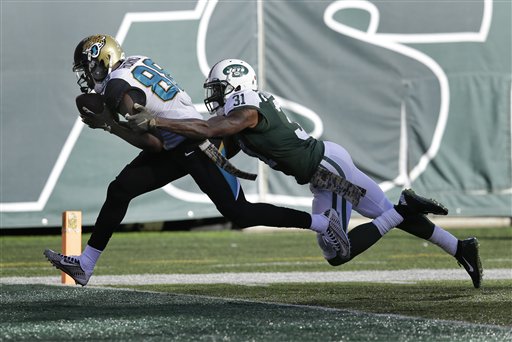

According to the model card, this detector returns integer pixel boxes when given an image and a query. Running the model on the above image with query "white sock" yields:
[428,226,458,256]
[310,213,329,233]
[80,245,102,274]
[372,208,404,236]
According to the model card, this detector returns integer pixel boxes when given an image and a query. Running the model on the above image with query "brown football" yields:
[76,93,105,115]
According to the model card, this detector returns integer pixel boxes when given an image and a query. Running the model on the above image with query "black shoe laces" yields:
[62,255,80,264]
[325,229,341,251]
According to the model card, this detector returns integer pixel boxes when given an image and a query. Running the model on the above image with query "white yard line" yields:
[1,268,511,286]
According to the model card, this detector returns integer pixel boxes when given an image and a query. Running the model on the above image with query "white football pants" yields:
[310,141,394,230]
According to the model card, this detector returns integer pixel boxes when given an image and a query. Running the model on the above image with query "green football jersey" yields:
[224,89,324,184]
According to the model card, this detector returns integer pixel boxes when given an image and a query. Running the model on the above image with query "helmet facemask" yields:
[73,42,94,93]
[204,80,234,116]
[73,68,94,94]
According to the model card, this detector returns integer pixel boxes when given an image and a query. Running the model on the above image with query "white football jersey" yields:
[99,55,202,150]
[224,89,262,115]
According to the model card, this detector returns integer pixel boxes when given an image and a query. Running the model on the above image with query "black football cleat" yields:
[455,237,483,289]
[399,189,449,216]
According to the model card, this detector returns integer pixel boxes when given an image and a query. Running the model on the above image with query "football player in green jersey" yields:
[128,59,482,288]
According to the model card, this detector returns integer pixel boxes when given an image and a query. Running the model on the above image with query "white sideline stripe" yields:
[2,269,511,286]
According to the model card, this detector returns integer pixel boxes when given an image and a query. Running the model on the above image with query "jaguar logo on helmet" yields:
[89,44,100,58]
[84,35,106,60]
[223,64,249,78]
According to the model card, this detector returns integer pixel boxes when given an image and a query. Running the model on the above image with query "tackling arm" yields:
[128,105,259,140]
[110,92,163,152]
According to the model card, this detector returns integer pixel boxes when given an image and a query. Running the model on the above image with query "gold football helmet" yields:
[73,34,125,93]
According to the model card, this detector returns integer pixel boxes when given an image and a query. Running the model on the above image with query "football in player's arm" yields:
[76,92,162,152]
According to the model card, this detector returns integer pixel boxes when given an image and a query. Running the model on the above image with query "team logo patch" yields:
[84,35,106,59]
[223,64,248,78]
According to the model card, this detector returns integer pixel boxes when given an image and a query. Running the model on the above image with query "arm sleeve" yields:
[104,78,146,113]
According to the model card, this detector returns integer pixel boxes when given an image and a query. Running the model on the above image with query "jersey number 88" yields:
[132,59,182,101]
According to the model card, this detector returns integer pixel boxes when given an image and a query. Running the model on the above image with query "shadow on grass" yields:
[2,284,509,341]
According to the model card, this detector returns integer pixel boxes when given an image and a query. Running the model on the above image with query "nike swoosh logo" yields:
[184,151,195,157]
[461,257,474,272]
[60,260,79,267]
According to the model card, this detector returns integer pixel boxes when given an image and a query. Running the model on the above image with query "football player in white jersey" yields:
[44,35,369,286]
[128,58,483,288]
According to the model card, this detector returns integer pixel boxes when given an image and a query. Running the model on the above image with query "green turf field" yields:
[2,284,511,341]
[1,226,511,341]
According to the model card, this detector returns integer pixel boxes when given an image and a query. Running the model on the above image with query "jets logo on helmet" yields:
[204,59,258,116]
[223,64,249,78]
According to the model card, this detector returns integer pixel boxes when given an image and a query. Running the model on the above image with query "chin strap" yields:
[198,140,257,181]
[310,165,366,206]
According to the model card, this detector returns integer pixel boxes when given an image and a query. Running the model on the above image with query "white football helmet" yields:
[203,59,258,115]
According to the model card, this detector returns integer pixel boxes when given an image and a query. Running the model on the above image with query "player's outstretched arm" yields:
[109,120,163,152]
[111,93,163,152]
[127,104,258,140]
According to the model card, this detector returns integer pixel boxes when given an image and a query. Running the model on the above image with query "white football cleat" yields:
[319,209,350,261]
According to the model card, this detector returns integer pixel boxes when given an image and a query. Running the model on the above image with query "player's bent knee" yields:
[106,179,136,202]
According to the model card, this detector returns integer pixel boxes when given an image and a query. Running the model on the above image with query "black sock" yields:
[396,214,435,240]
[394,204,412,218]
[348,222,383,259]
